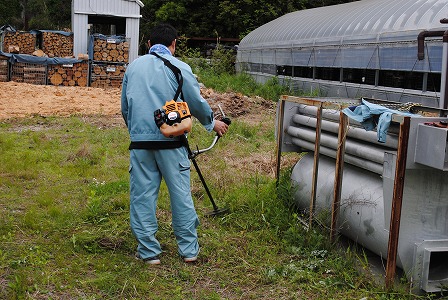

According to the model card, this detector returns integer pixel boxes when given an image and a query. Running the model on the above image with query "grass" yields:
[0,66,440,299]
[180,45,295,102]
[197,71,292,102]
[0,112,432,300]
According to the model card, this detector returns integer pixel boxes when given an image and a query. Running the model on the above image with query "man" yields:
[121,23,228,265]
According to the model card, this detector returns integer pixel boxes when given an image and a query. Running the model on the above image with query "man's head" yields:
[148,23,177,47]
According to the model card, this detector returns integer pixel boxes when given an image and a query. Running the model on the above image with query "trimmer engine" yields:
[154,100,192,138]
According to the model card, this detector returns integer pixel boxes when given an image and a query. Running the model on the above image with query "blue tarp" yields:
[0,51,84,65]
[0,24,16,32]
[34,30,73,37]
[0,51,13,58]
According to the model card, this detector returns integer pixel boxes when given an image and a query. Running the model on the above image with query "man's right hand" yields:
[213,120,229,137]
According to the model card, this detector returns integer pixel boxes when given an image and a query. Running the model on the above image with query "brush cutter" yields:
[180,113,231,217]
[151,51,230,216]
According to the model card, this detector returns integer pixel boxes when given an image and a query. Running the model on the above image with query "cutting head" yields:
[205,207,230,217]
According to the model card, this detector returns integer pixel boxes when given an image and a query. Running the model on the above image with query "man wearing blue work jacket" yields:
[121,23,228,265]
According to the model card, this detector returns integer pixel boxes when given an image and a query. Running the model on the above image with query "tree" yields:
[139,0,353,40]
[306,0,358,8]
[1,0,358,46]
[46,0,72,30]
[0,0,71,31]
[0,0,21,28]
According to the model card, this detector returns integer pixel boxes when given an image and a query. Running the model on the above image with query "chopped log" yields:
[8,45,20,53]
[21,68,46,84]
[0,58,7,82]
[3,31,36,54]
[41,32,73,58]
[94,52,102,61]
[50,73,63,85]
[77,53,89,60]
[110,49,119,58]
[0,56,8,82]
[77,76,87,87]
[93,65,102,74]
[24,66,46,72]
[90,63,127,89]
[47,62,89,86]
[92,36,130,63]
[32,49,47,57]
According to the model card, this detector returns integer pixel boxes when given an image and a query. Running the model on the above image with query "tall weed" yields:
[0,93,426,299]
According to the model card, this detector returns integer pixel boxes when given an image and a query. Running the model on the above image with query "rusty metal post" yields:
[309,105,323,227]
[385,116,411,289]
[275,98,286,185]
[330,112,348,242]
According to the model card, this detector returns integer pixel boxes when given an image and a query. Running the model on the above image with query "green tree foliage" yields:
[0,0,21,29]
[46,0,72,29]
[1,0,357,38]
[141,0,308,39]
[2,0,71,30]
[139,0,357,42]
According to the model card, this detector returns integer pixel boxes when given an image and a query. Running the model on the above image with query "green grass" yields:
[196,71,293,102]
[0,116,428,299]
[0,113,434,298]
[181,45,295,102]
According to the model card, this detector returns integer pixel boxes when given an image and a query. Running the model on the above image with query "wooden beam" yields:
[330,112,348,242]
[385,116,411,289]
[275,98,286,185]
[309,104,323,227]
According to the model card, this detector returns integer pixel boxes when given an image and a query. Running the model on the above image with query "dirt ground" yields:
[0,81,294,177]
[0,81,274,122]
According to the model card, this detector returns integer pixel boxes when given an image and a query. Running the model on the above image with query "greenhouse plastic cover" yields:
[239,0,448,49]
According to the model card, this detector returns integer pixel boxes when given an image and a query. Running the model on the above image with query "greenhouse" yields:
[236,0,448,108]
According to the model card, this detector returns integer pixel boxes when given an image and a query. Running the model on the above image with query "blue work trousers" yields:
[129,147,200,259]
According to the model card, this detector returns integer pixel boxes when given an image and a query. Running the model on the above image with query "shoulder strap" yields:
[150,52,184,102]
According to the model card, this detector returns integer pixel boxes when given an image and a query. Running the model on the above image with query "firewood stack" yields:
[2,31,36,54]
[47,62,89,86]
[90,63,126,89]
[41,32,74,58]
[10,63,47,85]
[0,55,8,82]
[92,36,130,63]
[89,35,129,88]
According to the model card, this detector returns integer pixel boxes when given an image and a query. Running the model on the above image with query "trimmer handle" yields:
[222,117,231,126]
[216,117,231,140]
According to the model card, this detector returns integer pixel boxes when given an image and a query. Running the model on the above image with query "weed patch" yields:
[0,107,426,299]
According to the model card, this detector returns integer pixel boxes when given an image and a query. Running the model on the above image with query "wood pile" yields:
[2,31,36,54]
[10,62,47,85]
[41,32,74,58]
[48,62,89,87]
[0,55,8,82]
[90,63,126,88]
[92,37,129,63]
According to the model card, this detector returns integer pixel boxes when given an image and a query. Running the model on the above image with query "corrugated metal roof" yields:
[73,0,143,16]
[127,0,144,8]
[239,0,448,48]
